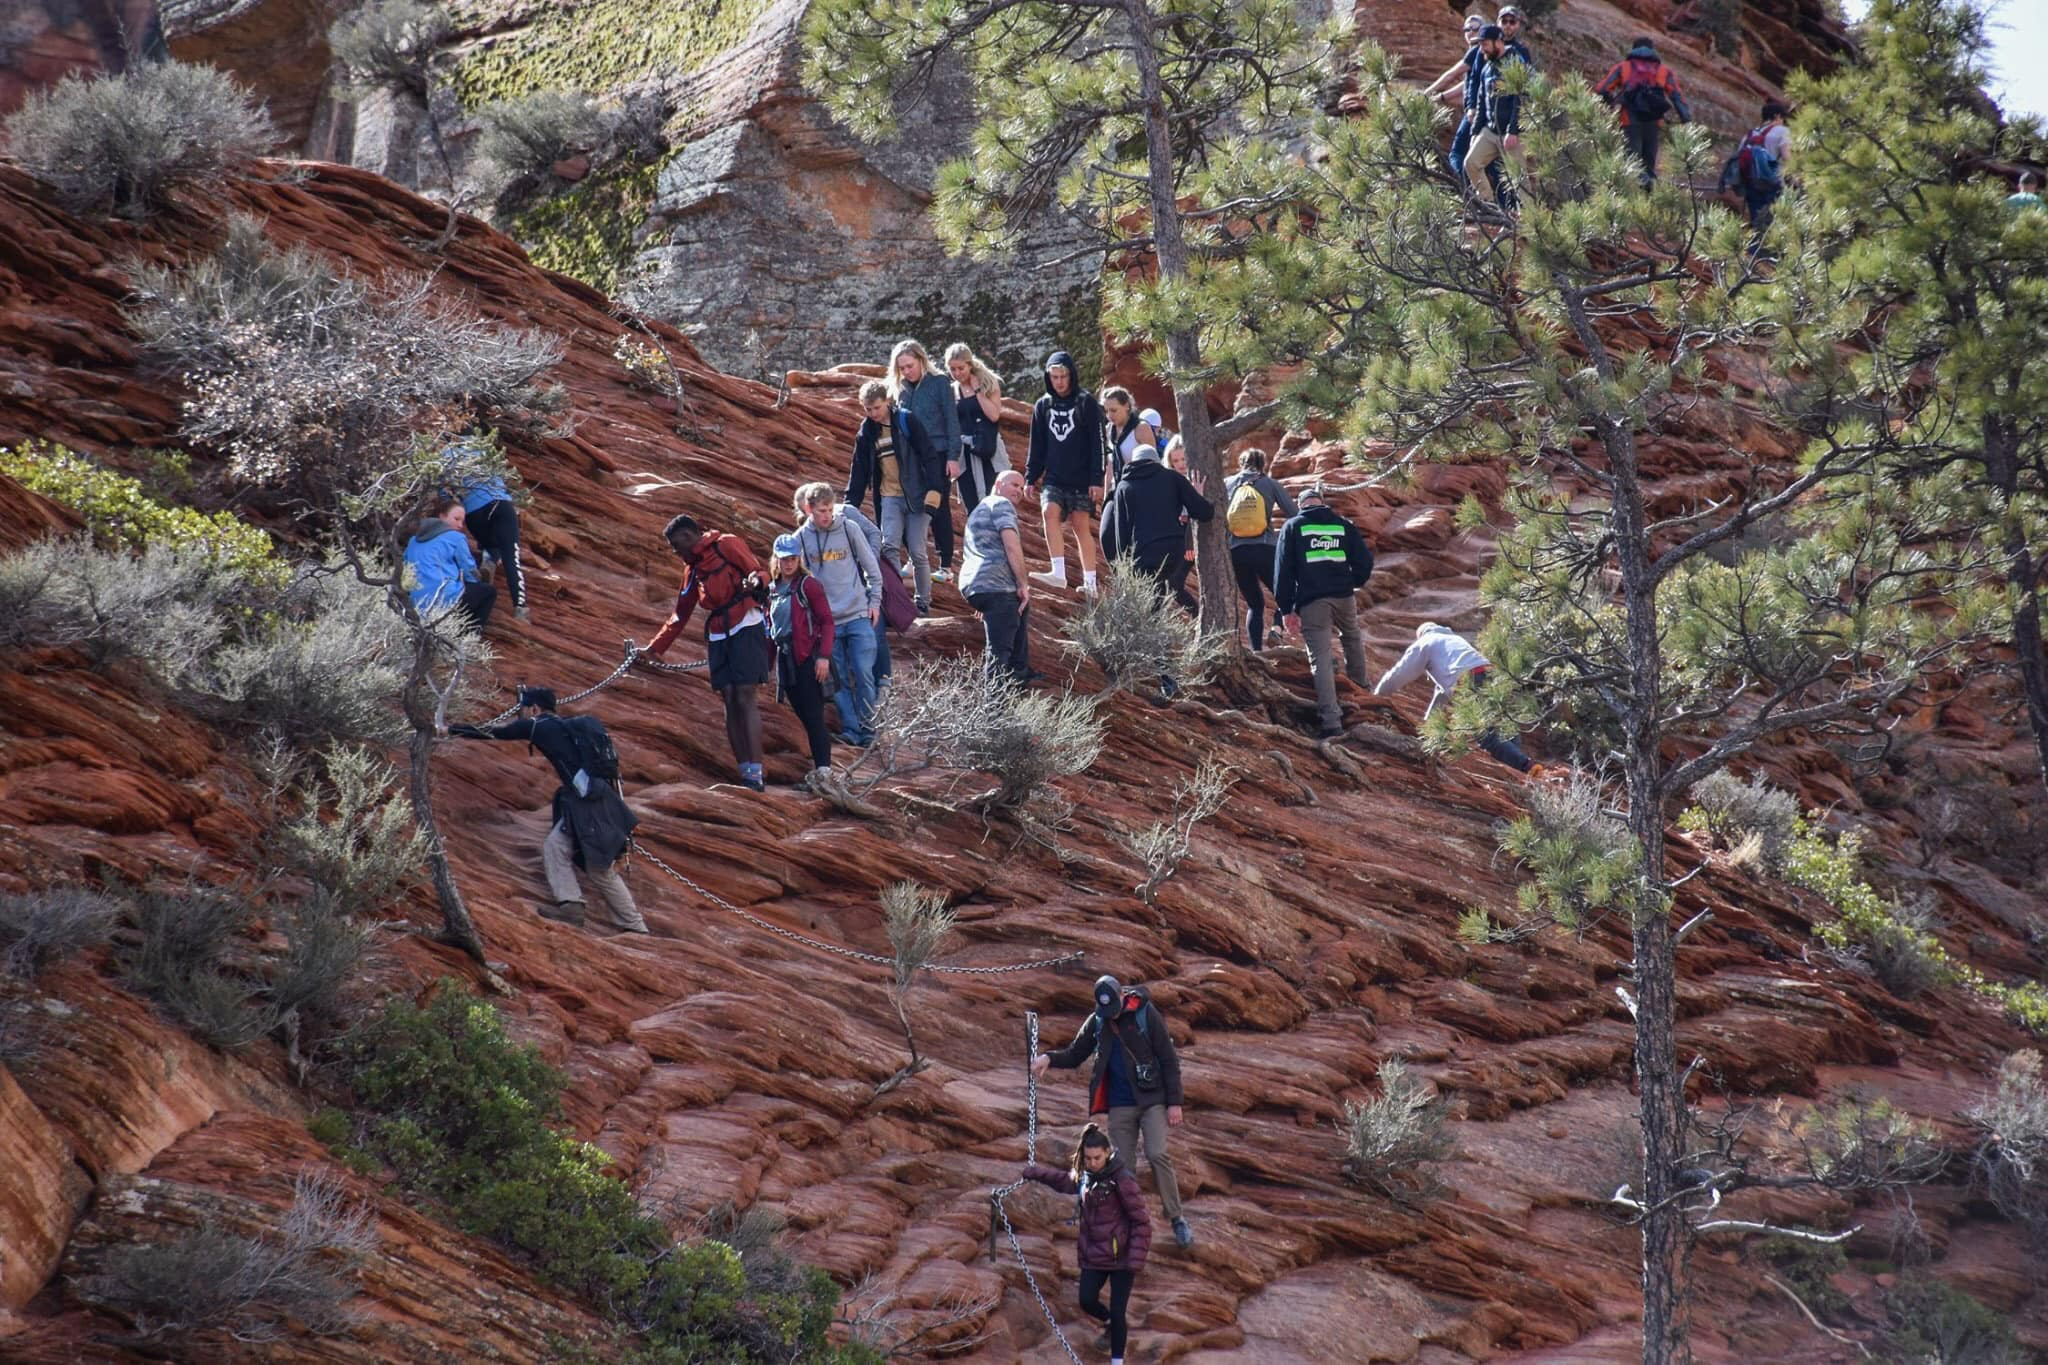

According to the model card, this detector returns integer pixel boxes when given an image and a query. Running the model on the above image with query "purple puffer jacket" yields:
[1023,1157,1152,1273]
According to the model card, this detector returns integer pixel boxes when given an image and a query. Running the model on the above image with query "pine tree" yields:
[1791,0,2048,791]
[800,0,1343,634]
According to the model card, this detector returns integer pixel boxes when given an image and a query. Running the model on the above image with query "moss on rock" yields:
[509,161,662,294]
[448,0,769,112]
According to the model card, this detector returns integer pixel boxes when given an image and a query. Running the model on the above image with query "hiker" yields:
[1223,448,1297,651]
[1497,5,1536,67]
[1033,974,1193,1249]
[1373,621,1538,772]
[1100,442,1212,615]
[767,532,836,789]
[960,469,1035,683]
[946,342,1010,512]
[1103,387,1162,489]
[404,496,496,630]
[847,378,946,616]
[1025,349,1109,596]
[890,340,962,585]
[1022,1123,1151,1365]
[792,482,886,748]
[1596,37,1692,188]
[1163,436,1200,606]
[1274,485,1374,740]
[1460,23,1527,213]
[642,513,771,792]
[1733,98,1789,234]
[447,686,647,932]
[441,437,529,623]
[2007,171,2043,214]
[1426,16,1490,190]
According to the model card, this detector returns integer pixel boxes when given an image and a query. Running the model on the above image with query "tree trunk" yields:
[1987,415,2048,792]
[408,725,486,963]
[1123,0,1233,639]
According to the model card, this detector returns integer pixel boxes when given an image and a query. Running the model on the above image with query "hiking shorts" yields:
[1043,483,1094,516]
[707,623,770,690]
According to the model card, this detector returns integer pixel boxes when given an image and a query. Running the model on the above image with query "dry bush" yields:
[877,881,954,1086]
[1117,758,1235,906]
[1063,551,1224,694]
[2,60,276,218]
[0,887,120,980]
[194,570,408,748]
[475,90,603,185]
[1685,769,1800,871]
[1864,891,1946,1001]
[1340,1059,1454,1202]
[1968,1050,2048,1249]
[118,887,271,1048]
[270,746,426,911]
[327,0,452,100]
[78,1170,376,1344]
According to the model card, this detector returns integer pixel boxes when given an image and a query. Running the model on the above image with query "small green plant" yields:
[0,887,119,980]
[1497,767,1647,931]
[1881,1275,2026,1364]
[0,443,285,588]
[1340,1058,1454,1204]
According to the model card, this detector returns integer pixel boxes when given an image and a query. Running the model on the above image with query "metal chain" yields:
[478,638,706,728]
[989,1009,1083,1364]
[627,839,1081,977]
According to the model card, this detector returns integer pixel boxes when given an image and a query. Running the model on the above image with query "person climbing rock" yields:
[447,687,647,932]
[767,532,836,789]
[1460,23,1529,215]
[1373,620,1539,773]
[947,342,1011,512]
[847,378,946,616]
[1022,1122,1151,1365]
[1033,975,1192,1249]
[959,469,1035,683]
[403,496,495,631]
[442,439,529,622]
[889,340,962,585]
[1596,36,1692,188]
[1025,350,1109,596]
[793,482,886,747]
[1099,443,1212,613]
[1223,448,1296,652]
[1273,485,1374,739]
[640,513,771,792]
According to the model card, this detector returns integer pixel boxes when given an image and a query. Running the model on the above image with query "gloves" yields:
[448,723,485,739]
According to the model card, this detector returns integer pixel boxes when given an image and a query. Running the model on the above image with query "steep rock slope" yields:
[0,161,2043,1364]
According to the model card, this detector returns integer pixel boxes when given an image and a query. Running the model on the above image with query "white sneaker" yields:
[932,567,954,582]
[1028,570,1069,590]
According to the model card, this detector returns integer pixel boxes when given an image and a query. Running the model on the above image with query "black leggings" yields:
[783,657,833,770]
[931,484,955,570]
[1230,543,1275,650]
[466,498,525,609]
[1078,1268,1134,1356]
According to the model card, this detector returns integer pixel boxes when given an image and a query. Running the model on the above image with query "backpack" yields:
[692,536,769,632]
[536,714,619,794]
[1622,60,1670,122]
[1226,478,1272,538]
[1736,126,1782,192]
[767,576,822,663]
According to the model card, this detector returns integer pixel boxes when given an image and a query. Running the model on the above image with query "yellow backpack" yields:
[1226,478,1270,537]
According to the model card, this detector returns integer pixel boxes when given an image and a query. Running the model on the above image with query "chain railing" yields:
[478,638,705,728]
[987,1010,1084,1363]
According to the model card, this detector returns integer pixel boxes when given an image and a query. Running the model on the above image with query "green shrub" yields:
[0,442,285,588]
[0,538,242,670]
[1882,1276,2026,1363]
[117,887,272,1048]
[270,746,426,911]
[196,572,408,749]
[328,0,452,100]
[1,60,276,219]
[476,90,603,185]
[0,887,119,980]
[333,986,860,1360]
[1498,767,1647,931]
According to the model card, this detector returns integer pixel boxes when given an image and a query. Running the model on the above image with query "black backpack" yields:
[538,713,619,787]
[1622,60,1671,123]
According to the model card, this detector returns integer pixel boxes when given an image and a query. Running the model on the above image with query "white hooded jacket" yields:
[1373,623,1489,718]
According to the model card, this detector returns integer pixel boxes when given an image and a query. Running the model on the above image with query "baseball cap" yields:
[772,532,802,559]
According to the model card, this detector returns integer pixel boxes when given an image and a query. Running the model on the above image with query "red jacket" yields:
[649,532,763,657]
[1595,55,1689,127]
[772,572,834,664]
[1023,1158,1152,1272]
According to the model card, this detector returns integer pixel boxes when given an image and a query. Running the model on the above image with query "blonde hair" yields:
[943,342,1001,401]
[858,378,890,407]
[886,340,936,399]
[793,481,836,516]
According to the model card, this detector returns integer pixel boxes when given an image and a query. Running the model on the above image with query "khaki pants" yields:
[541,820,646,931]
[1463,128,1520,207]
[1106,1103,1182,1219]
[1298,595,1368,732]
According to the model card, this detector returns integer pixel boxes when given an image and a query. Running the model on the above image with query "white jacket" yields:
[1373,624,1488,718]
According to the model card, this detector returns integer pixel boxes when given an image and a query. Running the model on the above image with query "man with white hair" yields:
[1374,621,1538,772]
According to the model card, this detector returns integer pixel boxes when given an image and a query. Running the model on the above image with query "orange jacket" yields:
[1596,54,1690,127]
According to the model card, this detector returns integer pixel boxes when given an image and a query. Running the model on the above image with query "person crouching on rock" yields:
[1023,1123,1150,1365]
[767,532,836,790]
[404,496,495,631]
[447,687,648,932]
[639,513,771,792]
[1033,974,1193,1249]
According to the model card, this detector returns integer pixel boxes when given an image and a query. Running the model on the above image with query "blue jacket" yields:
[404,517,479,612]
[457,477,511,515]
[1476,50,1528,135]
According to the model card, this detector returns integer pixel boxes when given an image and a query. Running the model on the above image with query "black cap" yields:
[1093,975,1122,1011]
[1479,23,1504,39]
[517,686,557,712]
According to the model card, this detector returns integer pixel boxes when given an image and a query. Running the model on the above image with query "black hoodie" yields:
[1100,455,1213,566]
[1026,350,1108,491]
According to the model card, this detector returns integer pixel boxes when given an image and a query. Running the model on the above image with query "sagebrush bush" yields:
[271,746,425,911]
[2,60,276,218]
[195,571,407,748]
[1882,1276,2026,1364]
[328,985,858,1360]
[1681,769,1800,871]
[1063,552,1223,693]
[0,538,242,670]
[78,1171,375,1344]
[476,90,602,183]
[0,887,119,980]
[1340,1059,1454,1202]
[1497,766,1645,930]
[0,442,285,588]
[118,887,271,1048]
[1969,1050,2048,1248]
[328,0,452,99]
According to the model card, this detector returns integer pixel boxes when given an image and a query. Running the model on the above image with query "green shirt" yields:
[2006,191,2043,214]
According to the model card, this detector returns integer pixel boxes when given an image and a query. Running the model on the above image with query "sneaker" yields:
[537,900,586,926]
[479,551,497,573]
[837,731,871,748]
[514,604,531,623]
[1027,570,1068,590]
[915,600,932,616]
[1159,675,1180,700]
[1172,1216,1194,1249]
[1317,724,1345,740]
[932,567,953,582]
[1096,1329,1112,1352]
[741,775,766,793]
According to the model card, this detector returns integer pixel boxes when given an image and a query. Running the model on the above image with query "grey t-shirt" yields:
[959,494,1021,597]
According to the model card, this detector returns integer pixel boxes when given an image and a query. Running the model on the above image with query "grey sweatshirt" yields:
[795,507,884,624]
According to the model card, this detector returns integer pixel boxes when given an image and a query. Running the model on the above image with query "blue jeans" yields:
[1479,730,1532,773]
[1449,113,1475,181]
[880,496,932,609]
[831,615,879,743]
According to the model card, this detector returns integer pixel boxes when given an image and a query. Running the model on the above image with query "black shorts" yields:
[707,624,770,689]
[1044,483,1094,515]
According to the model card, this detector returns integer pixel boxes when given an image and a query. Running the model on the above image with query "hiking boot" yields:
[1173,1216,1194,1249]
[514,603,531,622]
[1027,569,1068,591]
[537,899,586,926]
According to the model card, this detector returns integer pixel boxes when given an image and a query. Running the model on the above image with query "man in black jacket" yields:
[1098,444,1212,612]
[1274,485,1375,739]
[1033,974,1194,1248]
[1024,350,1109,597]
[448,687,647,932]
